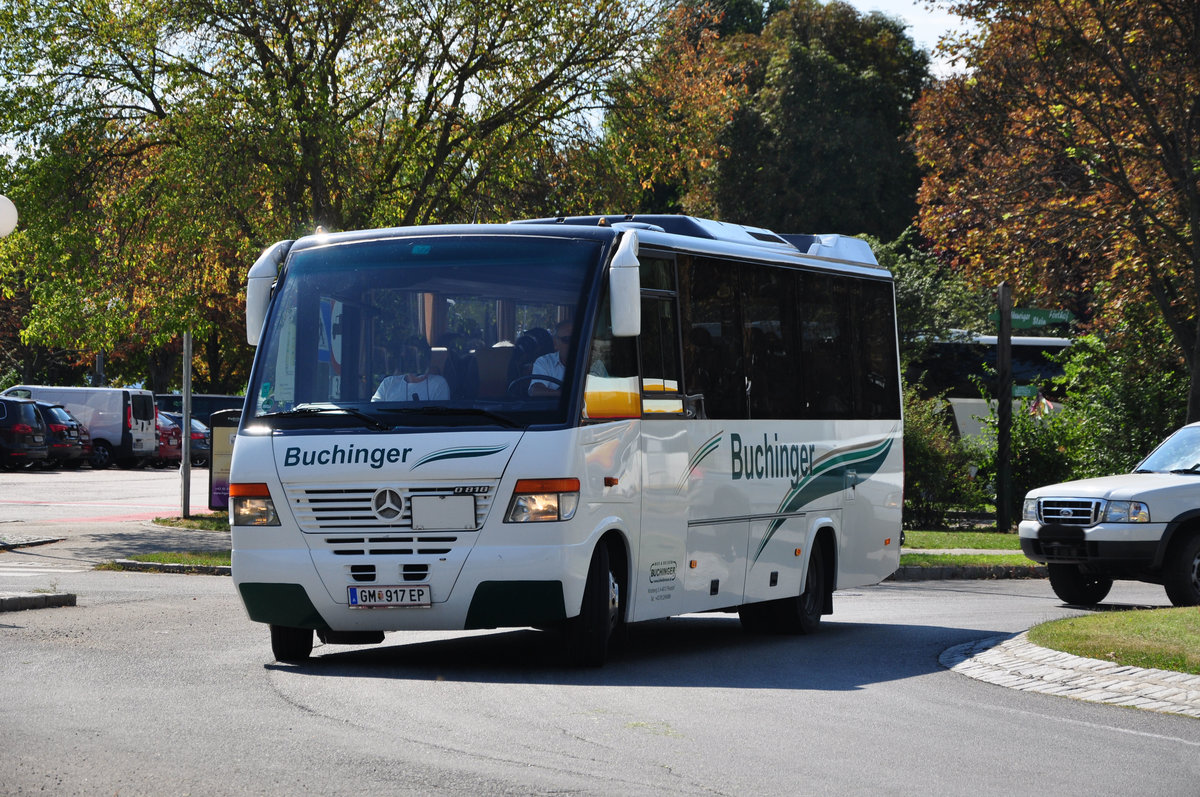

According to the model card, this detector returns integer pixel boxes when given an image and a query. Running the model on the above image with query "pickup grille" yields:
[1037,498,1102,527]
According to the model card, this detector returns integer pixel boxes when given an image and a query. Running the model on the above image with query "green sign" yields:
[989,307,1075,329]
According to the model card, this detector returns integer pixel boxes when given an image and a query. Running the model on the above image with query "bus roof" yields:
[513,214,878,266]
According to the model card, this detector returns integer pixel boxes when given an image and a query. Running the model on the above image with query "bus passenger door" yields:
[633,269,694,619]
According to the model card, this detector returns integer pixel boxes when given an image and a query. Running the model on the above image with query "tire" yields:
[740,544,827,634]
[90,441,114,469]
[270,625,314,662]
[565,543,621,667]
[1164,533,1200,607]
[1047,563,1113,605]
[785,545,826,634]
[738,602,773,633]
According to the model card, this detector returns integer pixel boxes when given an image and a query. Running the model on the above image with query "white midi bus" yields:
[231,215,904,664]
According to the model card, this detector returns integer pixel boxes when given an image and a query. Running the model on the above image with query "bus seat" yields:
[475,346,514,399]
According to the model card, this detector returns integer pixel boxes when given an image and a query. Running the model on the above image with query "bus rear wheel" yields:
[270,625,314,662]
[565,543,621,667]
[740,544,826,634]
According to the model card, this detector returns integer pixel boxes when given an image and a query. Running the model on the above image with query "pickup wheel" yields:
[1164,533,1200,607]
[1047,564,1112,605]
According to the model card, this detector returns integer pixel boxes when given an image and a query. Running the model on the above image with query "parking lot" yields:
[0,465,214,527]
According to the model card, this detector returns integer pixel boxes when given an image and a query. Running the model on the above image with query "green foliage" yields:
[960,311,1186,522]
[0,0,658,388]
[873,225,991,366]
[1055,314,1187,477]
[967,394,1074,526]
[710,0,930,238]
[902,383,988,529]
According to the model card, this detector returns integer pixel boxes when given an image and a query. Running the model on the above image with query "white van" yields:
[3,385,157,468]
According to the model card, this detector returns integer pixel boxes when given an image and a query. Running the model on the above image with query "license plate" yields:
[32,435,43,443]
[347,585,431,608]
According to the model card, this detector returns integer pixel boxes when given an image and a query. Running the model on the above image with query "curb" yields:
[888,564,1047,582]
[0,591,77,612]
[112,559,231,576]
[942,632,1200,719]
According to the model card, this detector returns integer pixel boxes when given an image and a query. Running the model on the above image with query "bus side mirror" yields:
[609,230,640,337]
[246,240,292,346]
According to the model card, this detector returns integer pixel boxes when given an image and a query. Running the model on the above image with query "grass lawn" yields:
[904,530,1021,550]
[1029,607,1200,676]
[153,512,230,532]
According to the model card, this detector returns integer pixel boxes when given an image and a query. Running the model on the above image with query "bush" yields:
[1056,318,1186,477]
[902,383,987,528]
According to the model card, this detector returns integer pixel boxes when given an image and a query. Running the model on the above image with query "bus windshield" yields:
[247,234,604,429]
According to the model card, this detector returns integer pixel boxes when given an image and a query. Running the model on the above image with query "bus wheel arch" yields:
[565,530,628,666]
[782,527,835,634]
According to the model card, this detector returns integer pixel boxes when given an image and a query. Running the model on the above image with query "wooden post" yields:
[997,283,1012,532]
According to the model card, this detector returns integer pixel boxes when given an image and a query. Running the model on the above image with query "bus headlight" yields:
[230,482,281,526]
[505,478,580,523]
[1104,501,1150,523]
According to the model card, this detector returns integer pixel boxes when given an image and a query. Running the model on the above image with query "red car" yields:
[153,411,182,468]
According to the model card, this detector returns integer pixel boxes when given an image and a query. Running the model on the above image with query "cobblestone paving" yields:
[941,632,1200,719]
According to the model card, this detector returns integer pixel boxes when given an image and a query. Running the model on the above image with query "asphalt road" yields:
[1,467,1198,795]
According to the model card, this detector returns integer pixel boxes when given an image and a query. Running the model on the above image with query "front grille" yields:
[284,481,496,532]
[1038,498,1102,526]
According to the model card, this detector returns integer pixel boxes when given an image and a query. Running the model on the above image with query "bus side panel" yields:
[632,419,692,621]
[744,514,808,605]
[835,422,903,588]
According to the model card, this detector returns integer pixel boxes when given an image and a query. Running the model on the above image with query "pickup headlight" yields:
[1104,500,1150,523]
[505,478,579,523]
[1022,498,1039,521]
[229,482,281,526]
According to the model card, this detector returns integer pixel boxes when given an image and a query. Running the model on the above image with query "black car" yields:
[0,396,49,469]
[162,411,212,467]
[35,401,86,468]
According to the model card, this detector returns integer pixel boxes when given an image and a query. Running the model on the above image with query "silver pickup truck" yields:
[1019,422,1200,606]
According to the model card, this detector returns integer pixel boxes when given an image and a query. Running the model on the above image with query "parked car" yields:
[161,411,211,467]
[34,401,85,469]
[153,411,182,469]
[3,385,156,468]
[1021,421,1200,607]
[0,395,49,469]
[70,408,93,465]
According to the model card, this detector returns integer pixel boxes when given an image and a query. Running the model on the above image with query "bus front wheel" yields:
[270,625,314,662]
[565,543,621,667]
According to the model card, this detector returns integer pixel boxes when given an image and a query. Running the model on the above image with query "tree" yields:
[603,0,930,234]
[0,0,658,389]
[710,0,930,237]
[914,0,1200,422]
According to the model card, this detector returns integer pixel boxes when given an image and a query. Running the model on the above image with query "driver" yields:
[372,336,451,401]
[529,319,573,396]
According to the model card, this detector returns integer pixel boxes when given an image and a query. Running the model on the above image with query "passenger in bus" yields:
[372,336,451,401]
[529,320,574,396]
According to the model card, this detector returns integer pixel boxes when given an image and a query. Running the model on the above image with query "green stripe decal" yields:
[754,436,895,561]
[411,444,509,469]
[677,431,723,492]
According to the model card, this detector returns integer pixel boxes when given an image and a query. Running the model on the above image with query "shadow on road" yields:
[269,615,1018,691]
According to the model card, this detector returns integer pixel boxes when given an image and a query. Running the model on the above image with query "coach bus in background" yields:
[229,215,904,665]
[908,331,1071,438]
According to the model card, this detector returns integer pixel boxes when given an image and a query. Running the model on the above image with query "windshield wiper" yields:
[376,405,524,429]
[259,405,391,431]
[1168,464,1200,475]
